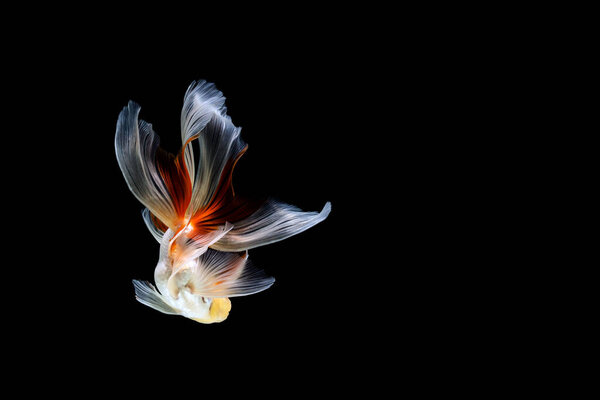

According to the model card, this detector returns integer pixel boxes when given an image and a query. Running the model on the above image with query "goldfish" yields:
[115,80,330,323]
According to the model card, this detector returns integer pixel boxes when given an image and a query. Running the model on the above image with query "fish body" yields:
[115,81,330,323]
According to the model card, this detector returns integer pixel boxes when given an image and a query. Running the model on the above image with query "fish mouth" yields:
[190,297,232,324]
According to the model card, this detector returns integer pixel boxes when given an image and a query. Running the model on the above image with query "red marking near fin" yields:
[155,147,192,223]
[190,145,263,230]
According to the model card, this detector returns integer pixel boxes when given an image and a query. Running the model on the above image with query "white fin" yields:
[188,249,275,298]
[171,222,234,264]
[181,80,227,143]
[132,280,178,315]
[179,81,247,216]
[211,200,331,252]
[180,80,228,187]
[141,208,164,243]
[115,102,180,230]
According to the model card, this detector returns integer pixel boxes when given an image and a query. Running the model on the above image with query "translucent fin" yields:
[132,280,178,315]
[142,208,164,243]
[188,249,275,298]
[211,200,331,252]
[115,102,189,230]
[190,114,247,216]
[171,222,234,265]
[179,81,248,217]
[180,80,228,189]
[181,80,227,144]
